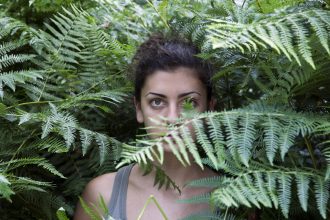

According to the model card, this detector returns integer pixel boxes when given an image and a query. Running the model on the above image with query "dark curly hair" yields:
[132,34,213,102]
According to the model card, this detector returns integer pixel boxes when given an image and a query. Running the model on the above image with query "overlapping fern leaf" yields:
[120,104,329,218]
[206,5,330,69]
[0,5,129,217]
[120,106,323,167]
[0,17,43,99]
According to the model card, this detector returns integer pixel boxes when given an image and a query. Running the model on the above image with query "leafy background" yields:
[0,0,329,219]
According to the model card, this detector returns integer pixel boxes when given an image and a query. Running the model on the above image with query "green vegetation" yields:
[0,0,329,219]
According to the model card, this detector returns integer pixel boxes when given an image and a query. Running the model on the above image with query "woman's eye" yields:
[150,99,164,107]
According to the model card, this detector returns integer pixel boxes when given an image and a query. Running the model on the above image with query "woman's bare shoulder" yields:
[73,172,117,220]
[83,172,117,201]
[88,172,117,187]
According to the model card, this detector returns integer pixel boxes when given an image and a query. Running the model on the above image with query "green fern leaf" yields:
[0,174,14,201]
[314,177,329,219]
[254,172,272,207]
[180,126,203,168]
[18,112,32,125]
[187,176,229,188]
[237,113,257,167]
[288,16,315,69]
[228,179,252,207]
[41,117,54,139]
[78,197,102,220]
[241,174,261,208]
[80,128,93,155]
[264,114,280,165]
[266,24,292,61]
[222,112,239,163]
[326,165,330,181]
[172,130,191,166]
[207,9,329,68]
[278,173,292,218]
[312,10,330,55]
[2,158,64,178]
[296,174,310,212]
[34,137,68,153]
[206,115,225,163]
[95,133,110,164]
[279,121,296,160]
[266,172,278,209]
[60,116,77,147]
[56,207,70,220]
[193,119,218,169]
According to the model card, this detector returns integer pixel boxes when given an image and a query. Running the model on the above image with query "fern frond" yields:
[237,112,258,166]
[33,136,68,153]
[31,5,91,70]
[187,176,229,188]
[263,114,281,165]
[0,41,26,56]
[314,177,329,219]
[0,54,35,71]
[95,133,110,165]
[78,197,102,220]
[266,171,278,209]
[296,174,310,212]
[0,173,14,201]
[193,119,218,169]
[254,172,272,207]
[1,158,64,178]
[279,121,297,160]
[180,125,203,168]
[9,176,52,193]
[221,111,240,163]
[278,173,292,218]
[207,9,330,68]
[80,128,94,155]
[121,108,324,173]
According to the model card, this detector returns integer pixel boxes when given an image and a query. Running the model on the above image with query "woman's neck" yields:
[134,152,210,193]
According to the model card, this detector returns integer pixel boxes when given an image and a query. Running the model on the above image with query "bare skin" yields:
[74,67,217,220]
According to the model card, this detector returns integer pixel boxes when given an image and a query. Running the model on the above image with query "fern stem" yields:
[76,70,124,96]
[37,74,50,101]
[224,207,229,220]
[304,137,318,169]
[6,100,62,110]
[146,0,170,29]
[4,129,37,172]
[137,195,168,220]
[242,0,247,7]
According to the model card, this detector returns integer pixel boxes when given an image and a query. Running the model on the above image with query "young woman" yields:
[74,34,217,220]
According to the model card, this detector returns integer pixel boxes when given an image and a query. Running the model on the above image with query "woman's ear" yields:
[208,97,217,111]
[134,97,144,123]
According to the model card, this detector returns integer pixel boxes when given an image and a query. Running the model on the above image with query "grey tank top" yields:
[107,164,134,220]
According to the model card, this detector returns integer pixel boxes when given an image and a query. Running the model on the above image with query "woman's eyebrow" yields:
[145,91,201,98]
[145,92,166,97]
[178,92,201,98]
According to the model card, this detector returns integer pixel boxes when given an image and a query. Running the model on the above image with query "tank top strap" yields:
[108,163,134,220]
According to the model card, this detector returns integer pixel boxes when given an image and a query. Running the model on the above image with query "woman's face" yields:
[135,67,214,139]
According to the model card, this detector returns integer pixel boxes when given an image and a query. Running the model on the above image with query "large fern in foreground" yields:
[206,4,330,69]
[120,105,330,219]
[0,5,130,219]
[119,1,330,219]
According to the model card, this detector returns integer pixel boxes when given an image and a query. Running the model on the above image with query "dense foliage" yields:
[0,0,329,219]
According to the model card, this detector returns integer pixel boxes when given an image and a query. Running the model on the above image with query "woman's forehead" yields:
[142,67,206,93]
